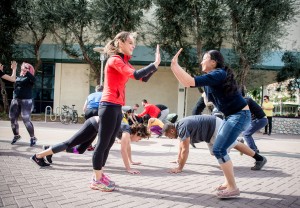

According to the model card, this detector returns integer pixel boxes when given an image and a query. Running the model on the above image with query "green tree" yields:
[0,0,22,61]
[226,0,299,86]
[0,0,22,113]
[91,0,152,42]
[276,51,300,97]
[49,0,152,84]
[16,0,57,71]
[149,0,227,75]
[48,0,101,81]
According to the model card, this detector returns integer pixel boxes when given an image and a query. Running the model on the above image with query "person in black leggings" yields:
[90,31,160,192]
[9,62,37,146]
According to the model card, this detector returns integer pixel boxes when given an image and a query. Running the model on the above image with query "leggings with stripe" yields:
[93,105,122,170]
[9,99,34,137]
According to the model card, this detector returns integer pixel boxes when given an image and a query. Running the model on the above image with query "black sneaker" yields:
[30,137,37,147]
[30,154,50,167]
[11,135,21,144]
[43,145,53,164]
[251,156,267,170]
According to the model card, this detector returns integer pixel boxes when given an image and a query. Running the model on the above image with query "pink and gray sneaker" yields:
[90,176,115,192]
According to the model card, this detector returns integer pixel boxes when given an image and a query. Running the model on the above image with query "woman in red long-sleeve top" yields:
[90,31,161,192]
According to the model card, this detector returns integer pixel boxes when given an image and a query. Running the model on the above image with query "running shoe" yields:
[102,173,116,186]
[90,178,115,192]
[251,156,267,170]
[43,145,53,164]
[11,135,21,145]
[30,137,37,147]
[30,154,50,167]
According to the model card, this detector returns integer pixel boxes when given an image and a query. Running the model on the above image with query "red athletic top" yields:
[101,54,135,106]
[137,104,161,118]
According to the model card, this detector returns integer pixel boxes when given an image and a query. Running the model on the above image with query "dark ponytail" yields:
[206,50,238,95]
[223,66,238,95]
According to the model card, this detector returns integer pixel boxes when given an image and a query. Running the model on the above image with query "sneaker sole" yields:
[217,193,240,199]
[89,184,115,192]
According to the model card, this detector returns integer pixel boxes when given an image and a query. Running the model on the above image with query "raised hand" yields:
[11,61,17,71]
[171,48,183,67]
[154,44,161,68]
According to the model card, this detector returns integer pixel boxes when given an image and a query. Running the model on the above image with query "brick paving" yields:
[0,120,299,208]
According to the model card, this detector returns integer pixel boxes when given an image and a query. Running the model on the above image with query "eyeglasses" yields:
[263,99,267,100]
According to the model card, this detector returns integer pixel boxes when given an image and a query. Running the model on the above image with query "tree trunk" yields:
[0,79,9,113]
[237,58,251,87]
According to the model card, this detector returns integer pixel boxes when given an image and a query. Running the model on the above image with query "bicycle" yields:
[60,104,78,125]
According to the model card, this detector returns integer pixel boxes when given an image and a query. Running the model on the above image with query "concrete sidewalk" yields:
[0,120,299,208]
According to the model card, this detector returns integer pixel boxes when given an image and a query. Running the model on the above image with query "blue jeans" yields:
[213,110,251,164]
[243,117,268,152]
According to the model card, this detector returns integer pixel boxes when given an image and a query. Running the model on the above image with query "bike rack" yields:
[45,106,61,122]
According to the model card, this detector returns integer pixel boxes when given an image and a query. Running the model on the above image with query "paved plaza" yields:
[0,120,299,208]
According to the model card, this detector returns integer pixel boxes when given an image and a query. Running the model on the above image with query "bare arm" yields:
[120,132,140,174]
[0,61,17,82]
[170,48,195,87]
[262,103,274,110]
[170,140,182,164]
[168,137,190,173]
[202,92,208,106]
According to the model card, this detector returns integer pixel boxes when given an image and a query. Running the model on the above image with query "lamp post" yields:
[93,47,105,86]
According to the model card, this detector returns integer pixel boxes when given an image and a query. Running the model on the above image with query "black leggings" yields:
[84,108,98,120]
[9,99,34,137]
[52,117,98,154]
[93,105,122,170]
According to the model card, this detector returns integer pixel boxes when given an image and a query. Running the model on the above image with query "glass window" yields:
[32,63,55,113]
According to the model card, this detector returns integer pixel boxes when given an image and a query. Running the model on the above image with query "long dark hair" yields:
[206,50,238,95]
